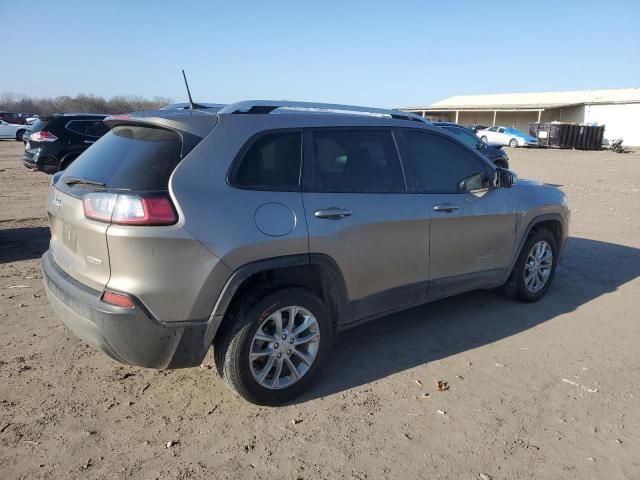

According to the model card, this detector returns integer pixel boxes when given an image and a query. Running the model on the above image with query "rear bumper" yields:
[23,148,58,174]
[42,250,213,369]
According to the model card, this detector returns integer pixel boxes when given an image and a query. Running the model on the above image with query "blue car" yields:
[476,126,540,148]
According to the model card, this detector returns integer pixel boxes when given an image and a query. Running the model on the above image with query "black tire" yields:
[214,286,333,405]
[504,228,558,302]
[509,138,519,148]
[493,160,508,169]
[15,129,26,141]
[481,136,488,143]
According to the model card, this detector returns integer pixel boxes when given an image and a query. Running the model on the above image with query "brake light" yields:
[101,290,136,309]
[83,193,177,225]
[30,131,57,142]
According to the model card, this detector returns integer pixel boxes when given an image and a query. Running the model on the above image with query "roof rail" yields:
[217,100,429,123]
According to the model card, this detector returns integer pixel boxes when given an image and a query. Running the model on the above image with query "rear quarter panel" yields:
[169,116,310,271]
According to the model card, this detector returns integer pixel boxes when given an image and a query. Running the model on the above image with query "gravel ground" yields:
[1,139,639,479]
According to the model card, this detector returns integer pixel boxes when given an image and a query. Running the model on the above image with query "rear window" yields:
[61,126,182,191]
[29,118,50,132]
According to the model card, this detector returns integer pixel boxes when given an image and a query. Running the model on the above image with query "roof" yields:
[402,88,640,111]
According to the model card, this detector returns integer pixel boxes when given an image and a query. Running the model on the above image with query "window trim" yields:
[226,128,304,192]
[397,128,494,194]
[303,126,408,194]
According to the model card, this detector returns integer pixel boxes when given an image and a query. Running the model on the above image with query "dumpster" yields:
[529,122,605,150]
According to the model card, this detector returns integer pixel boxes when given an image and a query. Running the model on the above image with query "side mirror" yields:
[496,167,517,188]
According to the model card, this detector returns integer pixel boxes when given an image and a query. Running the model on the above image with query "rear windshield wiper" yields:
[62,177,106,187]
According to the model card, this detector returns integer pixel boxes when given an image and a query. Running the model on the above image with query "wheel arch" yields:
[59,151,81,170]
[210,254,350,341]
[510,213,565,274]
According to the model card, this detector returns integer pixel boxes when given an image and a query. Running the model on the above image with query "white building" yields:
[401,88,640,146]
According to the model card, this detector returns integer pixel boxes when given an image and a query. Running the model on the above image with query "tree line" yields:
[0,92,173,116]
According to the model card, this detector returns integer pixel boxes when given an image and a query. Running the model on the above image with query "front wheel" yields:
[481,136,488,143]
[505,229,558,302]
[214,287,332,405]
[509,138,519,148]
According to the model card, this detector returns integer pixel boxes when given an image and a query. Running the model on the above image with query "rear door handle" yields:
[314,207,352,219]
[433,203,459,213]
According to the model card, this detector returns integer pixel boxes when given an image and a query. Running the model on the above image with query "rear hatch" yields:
[25,117,54,155]
[46,113,216,291]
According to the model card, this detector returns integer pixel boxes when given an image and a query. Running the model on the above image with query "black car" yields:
[434,122,509,169]
[23,114,109,173]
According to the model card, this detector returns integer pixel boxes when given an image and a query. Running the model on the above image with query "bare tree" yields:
[0,92,173,115]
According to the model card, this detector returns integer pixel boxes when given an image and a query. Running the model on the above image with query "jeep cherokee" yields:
[42,101,569,405]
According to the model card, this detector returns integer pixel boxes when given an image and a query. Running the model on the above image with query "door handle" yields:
[314,207,352,219]
[433,203,459,213]
[84,140,95,144]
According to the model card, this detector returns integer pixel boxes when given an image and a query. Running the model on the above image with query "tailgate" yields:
[46,186,111,290]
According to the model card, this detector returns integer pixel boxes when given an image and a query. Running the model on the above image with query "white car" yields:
[477,126,539,148]
[0,120,28,141]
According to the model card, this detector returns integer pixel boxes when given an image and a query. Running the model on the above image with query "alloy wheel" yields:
[524,240,553,293]
[249,306,320,389]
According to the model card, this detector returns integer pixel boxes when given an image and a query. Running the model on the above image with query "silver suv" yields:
[42,101,569,405]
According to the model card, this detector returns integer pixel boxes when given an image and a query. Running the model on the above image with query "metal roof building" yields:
[401,88,640,146]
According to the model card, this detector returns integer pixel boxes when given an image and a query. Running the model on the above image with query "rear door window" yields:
[229,131,302,190]
[310,129,405,192]
[60,126,182,191]
[402,130,490,193]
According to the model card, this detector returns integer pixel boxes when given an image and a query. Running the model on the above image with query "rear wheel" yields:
[481,136,488,143]
[214,287,332,405]
[509,138,519,148]
[15,129,26,141]
[505,229,558,302]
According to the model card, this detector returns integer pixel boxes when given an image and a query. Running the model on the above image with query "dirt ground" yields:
[1,139,639,480]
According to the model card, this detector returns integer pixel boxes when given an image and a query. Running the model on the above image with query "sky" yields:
[1,0,639,108]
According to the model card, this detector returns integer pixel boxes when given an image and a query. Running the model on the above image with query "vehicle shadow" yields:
[0,226,50,264]
[301,237,640,402]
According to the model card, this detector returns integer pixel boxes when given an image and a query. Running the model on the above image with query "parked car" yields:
[477,126,539,148]
[434,121,509,168]
[470,124,489,132]
[26,115,40,125]
[42,101,569,405]
[23,113,109,173]
[0,111,27,125]
[0,119,28,141]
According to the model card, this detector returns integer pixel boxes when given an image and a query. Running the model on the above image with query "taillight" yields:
[83,192,177,225]
[29,131,57,142]
[101,290,136,309]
